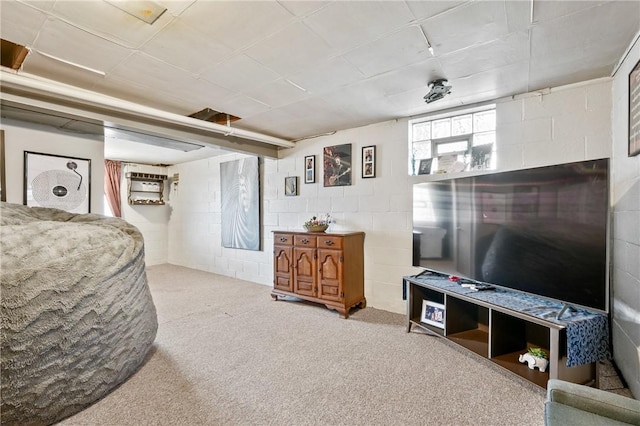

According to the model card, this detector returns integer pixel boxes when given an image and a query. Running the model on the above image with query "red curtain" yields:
[104,160,122,217]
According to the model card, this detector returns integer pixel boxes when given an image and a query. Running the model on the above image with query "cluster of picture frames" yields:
[284,143,376,196]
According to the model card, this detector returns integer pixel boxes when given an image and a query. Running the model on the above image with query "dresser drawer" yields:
[317,236,343,249]
[274,233,294,245]
[294,235,317,247]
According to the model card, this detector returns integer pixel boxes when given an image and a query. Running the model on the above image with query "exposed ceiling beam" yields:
[0,71,294,158]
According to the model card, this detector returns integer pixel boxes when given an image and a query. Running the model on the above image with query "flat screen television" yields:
[412,158,609,313]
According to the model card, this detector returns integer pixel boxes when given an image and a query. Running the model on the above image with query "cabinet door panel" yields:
[318,249,343,301]
[274,246,293,292]
[294,247,316,297]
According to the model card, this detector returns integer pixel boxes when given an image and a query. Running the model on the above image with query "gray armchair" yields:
[545,379,640,425]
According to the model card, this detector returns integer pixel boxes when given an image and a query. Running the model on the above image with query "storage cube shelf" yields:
[405,271,609,389]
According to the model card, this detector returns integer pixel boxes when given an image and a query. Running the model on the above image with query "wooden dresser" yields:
[272,231,366,318]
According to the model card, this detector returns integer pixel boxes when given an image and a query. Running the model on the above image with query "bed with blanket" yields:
[0,202,157,425]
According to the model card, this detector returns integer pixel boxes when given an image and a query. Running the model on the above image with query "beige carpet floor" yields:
[58,264,549,425]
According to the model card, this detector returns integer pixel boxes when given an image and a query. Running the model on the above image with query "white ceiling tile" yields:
[341,26,432,77]
[530,1,640,84]
[421,1,509,55]
[32,18,131,73]
[532,1,608,23]
[19,1,56,12]
[245,79,311,108]
[244,22,333,76]
[505,0,531,32]
[287,57,365,95]
[109,51,190,87]
[201,55,281,93]
[446,61,530,102]
[177,1,295,51]
[303,1,415,51]
[108,52,234,109]
[142,19,234,75]
[405,1,468,20]
[159,0,197,16]
[278,1,331,17]
[439,31,530,79]
[214,95,273,119]
[50,0,173,49]
[92,74,197,114]
[0,1,48,46]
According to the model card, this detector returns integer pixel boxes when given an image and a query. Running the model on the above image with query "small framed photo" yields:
[362,145,376,178]
[284,176,298,196]
[304,155,315,183]
[420,300,445,329]
[418,158,432,175]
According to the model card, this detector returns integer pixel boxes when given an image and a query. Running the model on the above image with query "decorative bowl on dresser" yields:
[272,231,365,318]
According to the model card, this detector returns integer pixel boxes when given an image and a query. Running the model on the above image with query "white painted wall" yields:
[611,34,640,398]
[121,163,170,266]
[1,118,104,213]
[166,78,613,316]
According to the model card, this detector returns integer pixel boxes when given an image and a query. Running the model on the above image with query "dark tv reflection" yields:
[413,159,609,312]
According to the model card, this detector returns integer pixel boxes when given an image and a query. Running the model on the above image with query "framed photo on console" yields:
[420,300,445,329]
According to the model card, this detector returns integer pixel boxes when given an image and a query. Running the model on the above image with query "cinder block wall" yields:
[167,78,613,316]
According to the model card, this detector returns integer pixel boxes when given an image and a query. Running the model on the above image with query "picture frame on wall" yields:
[24,151,91,214]
[220,157,260,251]
[323,143,352,187]
[304,155,315,183]
[285,176,298,196]
[629,58,640,157]
[362,145,376,178]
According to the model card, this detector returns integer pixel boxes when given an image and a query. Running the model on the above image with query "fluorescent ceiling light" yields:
[417,26,435,56]
[30,49,106,76]
[104,0,167,25]
[104,126,204,152]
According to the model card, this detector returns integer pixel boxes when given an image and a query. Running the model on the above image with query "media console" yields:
[404,271,610,389]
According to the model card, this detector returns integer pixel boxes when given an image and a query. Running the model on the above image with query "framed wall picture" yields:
[362,145,376,178]
[629,58,640,157]
[323,143,352,187]
[420,300,445,329]
[304,155,315,183]
[220,157,260,251]
[24,151,91,213]
[417,158,432,175]
[285,176,298,196]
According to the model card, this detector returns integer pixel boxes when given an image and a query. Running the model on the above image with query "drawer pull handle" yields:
[280,237,287,242]
[301,238,309,244]
[325,240,334,246]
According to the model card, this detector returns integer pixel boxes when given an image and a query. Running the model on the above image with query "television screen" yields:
[413,159,609,312]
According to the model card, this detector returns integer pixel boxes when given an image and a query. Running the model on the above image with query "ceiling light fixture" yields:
[417,26,435,56]
[104,126,204,152]
[285,79,308,93]
[424,79,452,104]
[104,0,167,25]
[30,49,107,76]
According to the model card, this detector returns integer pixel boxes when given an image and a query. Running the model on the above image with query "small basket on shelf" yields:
[303,214,331,233]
